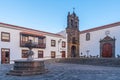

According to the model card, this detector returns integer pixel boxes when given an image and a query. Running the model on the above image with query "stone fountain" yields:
[7,40,47,76]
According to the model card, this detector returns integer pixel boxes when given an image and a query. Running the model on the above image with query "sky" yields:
[0,0,120,33]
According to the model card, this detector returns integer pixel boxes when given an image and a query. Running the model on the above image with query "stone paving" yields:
[1,63,120,80]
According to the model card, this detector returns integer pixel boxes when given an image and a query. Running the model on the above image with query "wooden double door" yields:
[1,48,10,64]
[102,43,112,58]
[61,51,66,58]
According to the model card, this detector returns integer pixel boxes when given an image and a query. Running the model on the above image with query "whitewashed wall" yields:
[0,27,21,63]
[0,25,67,64]
[20,48,45,59]
[80,25,120,57]
[21,35,67,60]
[1,23,120,64]
[45,35,67,58]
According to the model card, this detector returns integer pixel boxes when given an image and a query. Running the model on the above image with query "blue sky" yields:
[0,0,120,33]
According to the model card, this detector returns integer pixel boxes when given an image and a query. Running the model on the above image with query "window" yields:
[75,22,78,28]
[51,40,56,47]
[22,50,28,58]
[38,38,44,44]
[21,35,29,43]
[20,34,46,48]
[62,41,66,48]
[86,33,90,41]
[51,51,56,58]
[29,36,35,43]
[1,48,10,64]
[20,34,29,47]
[34,37,38,43]
[72,37,76,44]
[1,32,10,42]
[38,50,43,58]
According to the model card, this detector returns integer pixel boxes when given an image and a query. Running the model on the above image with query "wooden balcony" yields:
[20,41,46,49]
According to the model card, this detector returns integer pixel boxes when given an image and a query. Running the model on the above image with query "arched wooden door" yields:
[102,43,112,58]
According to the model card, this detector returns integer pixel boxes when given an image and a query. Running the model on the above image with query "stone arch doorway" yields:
[102,43,112,57]
[100,36,115,58]
[71,46,76,57]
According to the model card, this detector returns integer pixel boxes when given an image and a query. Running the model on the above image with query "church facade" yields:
[80,22,119,58]
[64,11,120,58]
[0,11,120,64]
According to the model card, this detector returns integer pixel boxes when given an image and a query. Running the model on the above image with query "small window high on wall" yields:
[1,32,10,42]
[86,33,90,41]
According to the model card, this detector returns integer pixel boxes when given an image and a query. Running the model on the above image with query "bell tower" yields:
[66,11,79,58]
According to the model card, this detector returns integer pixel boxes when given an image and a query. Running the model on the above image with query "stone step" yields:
[7,69,48,76]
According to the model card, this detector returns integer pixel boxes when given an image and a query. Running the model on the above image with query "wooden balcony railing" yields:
[20,41,46,49]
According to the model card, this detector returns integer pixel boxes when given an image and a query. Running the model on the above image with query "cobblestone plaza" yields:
[1,62,120,80]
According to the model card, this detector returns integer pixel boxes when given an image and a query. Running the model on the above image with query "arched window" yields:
[86,33,90,41]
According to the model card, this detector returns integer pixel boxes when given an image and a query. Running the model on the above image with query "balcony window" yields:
[20,35,29,46]
[29,36,35,42]
[21,35,28,42]
[20,33,46,48]
[38,38,44,44]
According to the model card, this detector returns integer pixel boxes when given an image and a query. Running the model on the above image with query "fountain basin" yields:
[7,60,48,76]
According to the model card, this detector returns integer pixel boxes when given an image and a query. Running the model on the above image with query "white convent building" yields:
[0,11,120,64]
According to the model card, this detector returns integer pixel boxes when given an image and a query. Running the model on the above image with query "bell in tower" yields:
[66,10,80,58]
[67,9,79,29]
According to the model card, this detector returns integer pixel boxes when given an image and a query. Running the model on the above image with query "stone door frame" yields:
[100,36,116,58]
[71,46,76,57]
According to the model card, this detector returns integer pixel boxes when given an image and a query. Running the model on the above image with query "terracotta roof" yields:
[80,22,120,34]
[0,22,63,38]
[20,32,45,37]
